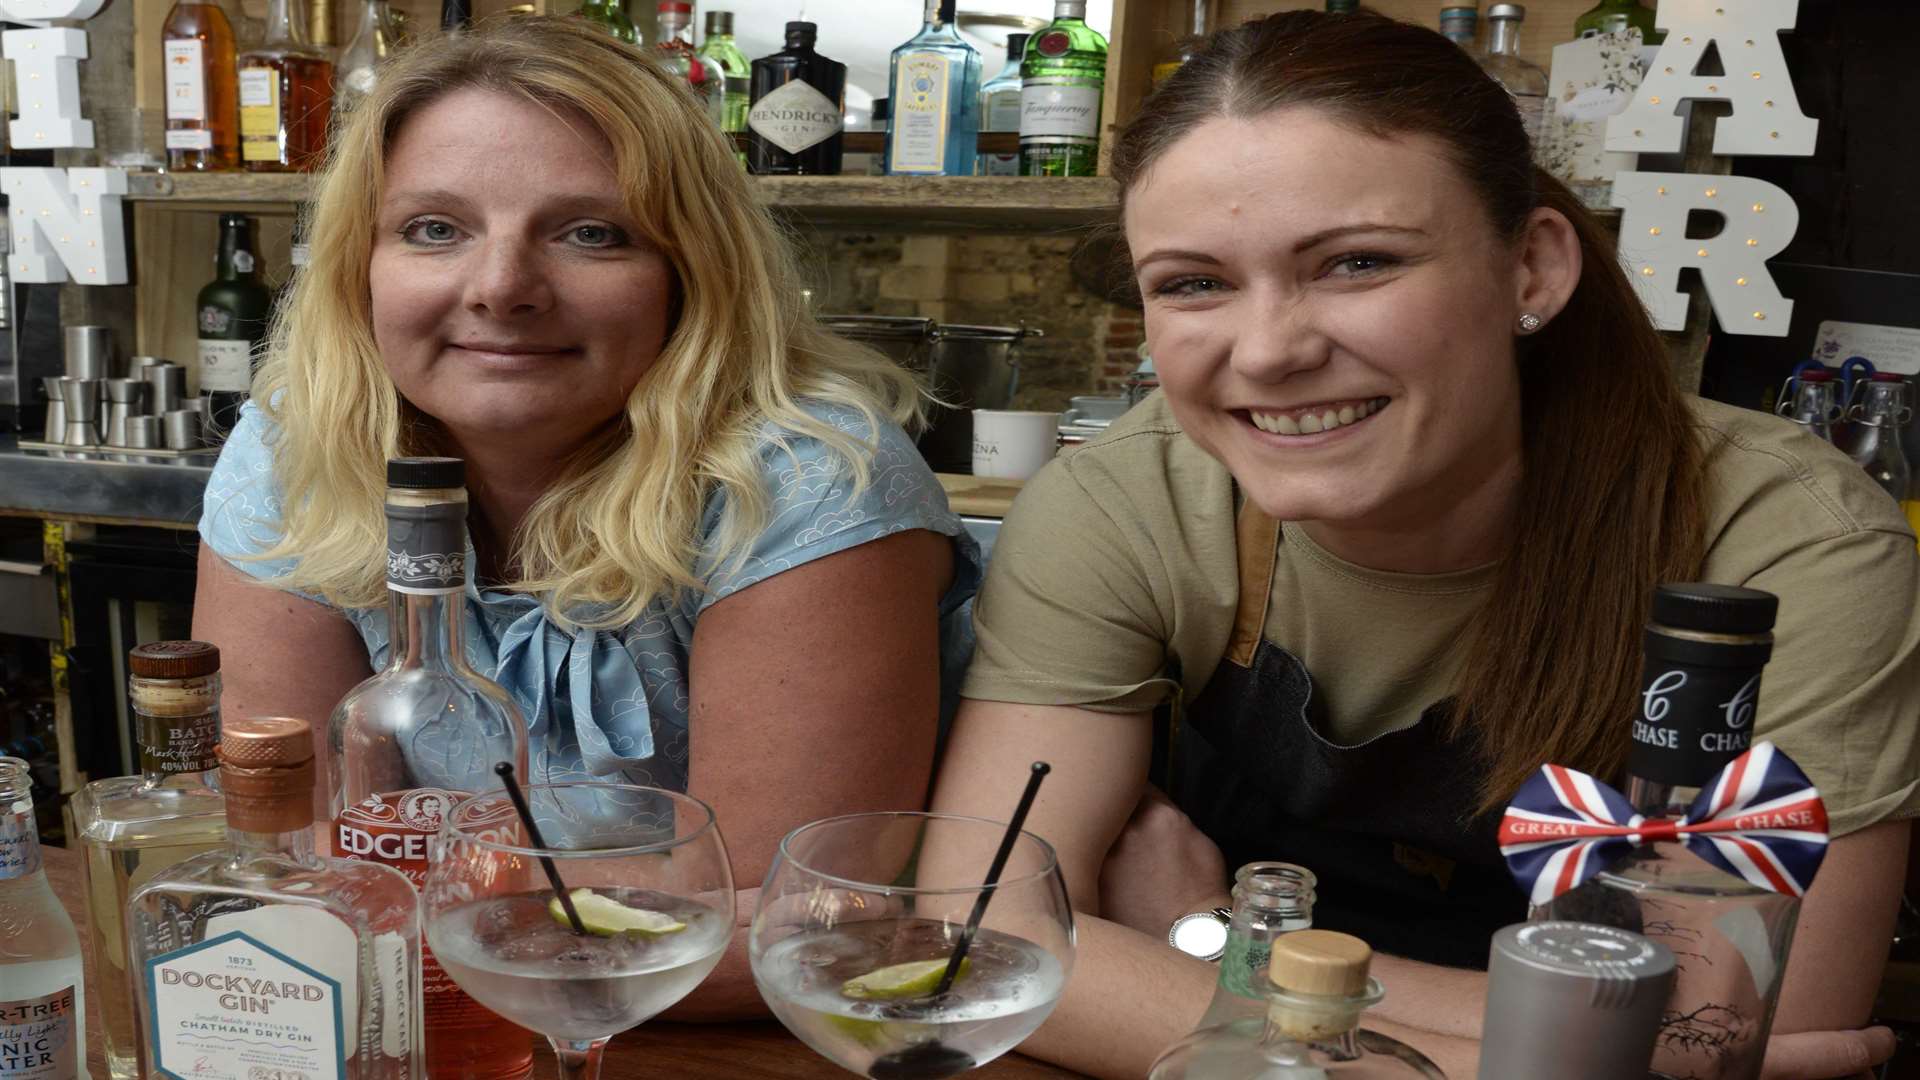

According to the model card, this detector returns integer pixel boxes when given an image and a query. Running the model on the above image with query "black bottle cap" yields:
[873,97,891,122]
[707,10,733,34]
[1007,33,1030,56]
[387,456,465,489]
[785,20,816,45]
[1650,583,1778,635]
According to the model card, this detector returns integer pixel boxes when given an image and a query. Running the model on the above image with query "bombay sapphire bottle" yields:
[883,0,982,176]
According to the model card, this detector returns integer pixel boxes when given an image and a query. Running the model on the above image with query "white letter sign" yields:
[0,0,108,20]
[1,166,129,284]
[2,27,93,149]
[1606,0,1817,156]
[1612,171,1796,337]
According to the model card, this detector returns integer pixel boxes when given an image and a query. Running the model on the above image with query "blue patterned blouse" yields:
[198,401,981,792]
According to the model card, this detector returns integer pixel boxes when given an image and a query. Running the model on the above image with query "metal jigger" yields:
[42,376,67,443]
[163,408,202,450]
[145,362,186,416]
[125,415,162,450]
[105,378,148,447]
[64,325,113,381]
[60,377,103,446]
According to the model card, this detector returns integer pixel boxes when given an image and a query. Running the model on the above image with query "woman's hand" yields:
[1098,783,1231,937]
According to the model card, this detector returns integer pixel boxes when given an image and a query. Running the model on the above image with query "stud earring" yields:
[1517,313,1544,334]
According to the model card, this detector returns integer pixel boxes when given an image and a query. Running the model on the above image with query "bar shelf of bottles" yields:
[122,170,1121,232]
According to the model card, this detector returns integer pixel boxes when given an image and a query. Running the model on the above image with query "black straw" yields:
[931,761,1051,997]
[495,761,585,936]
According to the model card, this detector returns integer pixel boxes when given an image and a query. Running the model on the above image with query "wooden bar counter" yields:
[40,844,1083,1079]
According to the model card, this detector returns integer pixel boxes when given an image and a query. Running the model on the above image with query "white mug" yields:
[971,410,1060,480]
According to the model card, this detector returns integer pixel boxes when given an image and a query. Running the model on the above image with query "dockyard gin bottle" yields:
[1543,584,1797,1080]
[1,756,86,1080]
[1195,863,1317,1027]
[747,22,846,176]
[1019,0,1106,177]
[72,642,228,1080]
[128,716,423,1080]
[328,457,533,1080]
[883,0,982,176]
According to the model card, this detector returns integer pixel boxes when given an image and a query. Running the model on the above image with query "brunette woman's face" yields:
[1127,108,1570,548]
[369,88,674,451]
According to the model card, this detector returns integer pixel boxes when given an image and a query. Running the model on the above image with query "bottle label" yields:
[1217,933,1269,1001]
[165,129,214,150]
[1019,82,1101,141]
[1035,29,1072,57]
[0,985,78,1080]
[163,39,207,123]
[748,79,842,156]
[238,67,282,163]
[979,88,1022,175]
[0,813,41,881]
[888,51,954,174]
[384,504,467,593]
[146,930,348,1080]
[138,703,222,776]
[198,338,255,394]
[1629,653,1765,787]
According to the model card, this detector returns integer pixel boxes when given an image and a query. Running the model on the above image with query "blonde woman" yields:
[194,17,975,1014]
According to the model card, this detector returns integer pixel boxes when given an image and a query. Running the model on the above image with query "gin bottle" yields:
[1,756,87,1080]
[884,0,982,176]
[1575,0,1662,44]
[328,457,533,1080]
[1779,369,1839,443]
[1195,863,1317,1028]
[1844,373,1914,509]
[1438,5,1478,49]
[72,642,228,1080]
[1477,3,1548,149]
[335,0,401,110]
[699,11,752,157]
[976,33,1026,176]
[573,0,638,44]
[1150,931,1445,1079]
[747,22,846,176]
[655,2,726,129]
[1019,0,1106,177]
[1542,584,1796,1080]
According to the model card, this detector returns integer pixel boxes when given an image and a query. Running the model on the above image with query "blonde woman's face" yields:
[369,88,672,452]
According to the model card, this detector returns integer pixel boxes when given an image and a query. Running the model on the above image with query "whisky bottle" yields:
[1019,0,1106,177]
[71,642,228,1080]
[163,1,241,171]
[128,716,424,1080]
[238,0,336,172]
[328,457,533,1080]
[747,22,846,176]
[196,213,272,441]
[0,756,86,1080]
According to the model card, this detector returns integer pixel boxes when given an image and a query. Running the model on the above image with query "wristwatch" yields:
[1168,907,1234,962]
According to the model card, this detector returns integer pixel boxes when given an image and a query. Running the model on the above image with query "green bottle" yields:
[699,10,750,165]
[574,0,638,44]
[1573,0,1663,44]
[1325,0,1358,11]
[195,213,272,441]
[1018,0,1107,177]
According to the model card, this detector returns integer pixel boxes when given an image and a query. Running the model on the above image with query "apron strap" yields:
[1225,500,1283,667]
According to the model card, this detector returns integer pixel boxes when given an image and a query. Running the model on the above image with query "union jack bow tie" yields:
[1498,741,1829,907]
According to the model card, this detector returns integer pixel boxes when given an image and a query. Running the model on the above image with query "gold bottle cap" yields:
[129,640,221,679]
[219,717,316,834]
[1267,930,1373,996]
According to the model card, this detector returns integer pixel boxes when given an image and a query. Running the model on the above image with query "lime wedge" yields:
[840,957,969,1000]
[549,888,687,937]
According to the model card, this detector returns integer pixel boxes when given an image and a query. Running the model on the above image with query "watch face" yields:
[1171,913,1229,959]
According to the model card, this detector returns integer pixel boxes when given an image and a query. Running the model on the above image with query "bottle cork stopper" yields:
[1267,930,1373,996]
[129,640,221,679]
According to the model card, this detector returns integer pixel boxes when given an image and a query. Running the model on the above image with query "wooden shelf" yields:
[122,173,1119,233]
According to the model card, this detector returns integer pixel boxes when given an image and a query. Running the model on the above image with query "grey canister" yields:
[125,415,163,450]
[145,362,187,415]
[64,324,113,381]
[42,376,67,443]
[1479,922,1675,1080]
[163,408,203,450]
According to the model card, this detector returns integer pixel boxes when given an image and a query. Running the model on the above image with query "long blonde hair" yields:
[252,15,920,628]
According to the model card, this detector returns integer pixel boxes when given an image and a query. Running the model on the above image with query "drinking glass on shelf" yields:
[751,811,1075,1078]
[423,783,735,1080]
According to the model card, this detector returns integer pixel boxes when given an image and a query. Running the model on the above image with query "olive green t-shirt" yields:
[963,393,1920,837]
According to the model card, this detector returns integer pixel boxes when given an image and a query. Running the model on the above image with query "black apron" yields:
[1167,505,1527,970]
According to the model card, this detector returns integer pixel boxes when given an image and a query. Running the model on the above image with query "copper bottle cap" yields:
[129,640,222,679]
[220,716,316,833]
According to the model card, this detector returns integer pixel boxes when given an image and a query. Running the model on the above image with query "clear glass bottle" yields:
[1438,5,1478,49]
[1478,3,1547,150]
[1,756,87,1080]
[1150,930,1444,1079]
[1019,0,1106,177]
[71,642,228,1080]
[1196,863,1317,1028]
[441,0,471,32]
[163,1,242,171]
[196,213,272,441]
[1150,0,1215,89]
[977,33,1027,176]
[1574,0,1662,44]
[336,0,401,111]
[129,717,423,1080]
[573,0,638,44]
[327,457,533,1080]
[1542,584,1795,1080]
[747,21,846,176]
[1846,373,1914,511]
[1779,369,1839,443]
[655,2,726,129]
[237,0,335,172]
[698,10,752,160]
[885,0,982,177]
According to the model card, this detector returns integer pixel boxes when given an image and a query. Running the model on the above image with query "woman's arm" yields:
[190,544,373,821]
[668,528,954,1019]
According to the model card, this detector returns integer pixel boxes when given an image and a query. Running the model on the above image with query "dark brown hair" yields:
[1115,11,1708,813]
